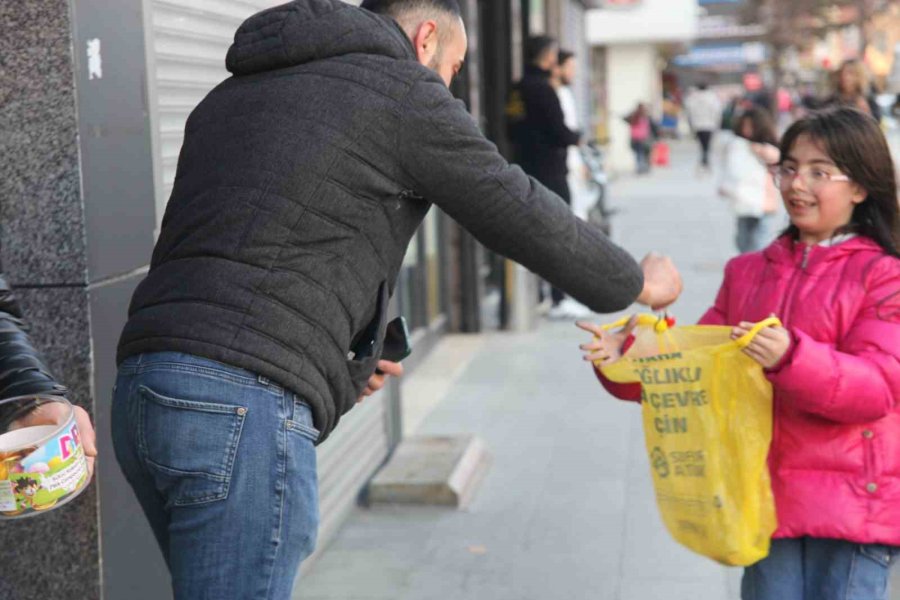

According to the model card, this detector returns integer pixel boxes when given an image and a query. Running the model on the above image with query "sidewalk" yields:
[293,141,889,600]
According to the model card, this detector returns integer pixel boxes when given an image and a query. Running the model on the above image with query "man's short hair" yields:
[525,36,557,66]
[361,0,461,18]
[558,50,574,66]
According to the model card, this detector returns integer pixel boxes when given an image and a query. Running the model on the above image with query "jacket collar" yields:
[763,233,882,270]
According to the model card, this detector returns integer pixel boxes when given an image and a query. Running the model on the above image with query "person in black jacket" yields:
[0,275,96,477]
[506,35,582,312]
[112,1,682,597]
[507,36,581,199]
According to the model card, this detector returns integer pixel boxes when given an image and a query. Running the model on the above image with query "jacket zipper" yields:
[779,244,811,319]
[770,243,811,461]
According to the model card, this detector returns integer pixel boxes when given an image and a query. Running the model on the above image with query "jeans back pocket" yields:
[137,385,247,507]
[287,397,320,443]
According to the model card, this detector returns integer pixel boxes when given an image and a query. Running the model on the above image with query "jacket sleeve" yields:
[593,335,641,402]
[398,75,643,313]
[0,275,67,424]
[767,257,900,423]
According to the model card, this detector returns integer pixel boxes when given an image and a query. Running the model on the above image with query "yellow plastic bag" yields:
[597,315,778,566]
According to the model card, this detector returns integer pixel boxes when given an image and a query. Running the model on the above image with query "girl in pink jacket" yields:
[580,107,900,600]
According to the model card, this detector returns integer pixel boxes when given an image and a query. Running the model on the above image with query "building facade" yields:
[585,0,700,173]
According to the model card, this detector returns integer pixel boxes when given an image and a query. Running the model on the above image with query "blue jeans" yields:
[742,538,899,600]
[111,352,320,600]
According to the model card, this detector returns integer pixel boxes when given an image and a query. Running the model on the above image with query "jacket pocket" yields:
[346,281,390,398]
[859,544,898,568]
[287,396,320,443]
[137,385,247,507]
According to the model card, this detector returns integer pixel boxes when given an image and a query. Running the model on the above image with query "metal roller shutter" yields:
[143,0,392,568]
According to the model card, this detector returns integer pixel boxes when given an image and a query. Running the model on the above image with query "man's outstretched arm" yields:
[399,74,680,312]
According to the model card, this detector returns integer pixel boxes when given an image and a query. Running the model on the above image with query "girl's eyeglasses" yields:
[769,165,851,190]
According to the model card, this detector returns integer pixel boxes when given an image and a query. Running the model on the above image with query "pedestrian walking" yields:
[625,103,655,174]
[111,1,683,598]
[582,107,900,600]
[684,83,722,172]
[822,59,881,120]
[716,106,781,253]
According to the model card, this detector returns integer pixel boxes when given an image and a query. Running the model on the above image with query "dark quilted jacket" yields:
[117,0,643,442]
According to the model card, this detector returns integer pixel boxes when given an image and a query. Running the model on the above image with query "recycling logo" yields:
[651,447,669,478]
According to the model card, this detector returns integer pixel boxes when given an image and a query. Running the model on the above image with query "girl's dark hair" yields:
[779,106,900,257]
[733,106,777,145]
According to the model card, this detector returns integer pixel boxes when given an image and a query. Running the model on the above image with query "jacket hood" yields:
[226,0,415,76]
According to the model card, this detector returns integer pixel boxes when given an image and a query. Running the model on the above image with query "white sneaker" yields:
[559,298,593,319]
[546,304,568,320]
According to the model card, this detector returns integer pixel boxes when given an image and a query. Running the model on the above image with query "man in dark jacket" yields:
[506,35,582,313]
[112,1,681,597]
[0,275,97,477]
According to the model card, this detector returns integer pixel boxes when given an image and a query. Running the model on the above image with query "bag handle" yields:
[601,313,671,334]
[734,317,783,348]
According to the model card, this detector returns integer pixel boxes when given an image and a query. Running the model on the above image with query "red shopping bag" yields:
[651,141,670,167]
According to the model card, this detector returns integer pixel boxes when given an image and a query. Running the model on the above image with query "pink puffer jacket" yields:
[700,235,900,545]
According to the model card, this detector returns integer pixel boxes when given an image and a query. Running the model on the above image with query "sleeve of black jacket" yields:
[0,275,67,423]
[399,75,644,313]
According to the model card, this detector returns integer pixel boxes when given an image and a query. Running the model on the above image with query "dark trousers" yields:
[697,130,713,166]
[540,175,571,306]
[631,139,651,173]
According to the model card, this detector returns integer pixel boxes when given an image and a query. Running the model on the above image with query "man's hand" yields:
[732,321,791,369]
[10,402,97,481]
[357,360,404,403]
[576,316,638,365]
[635,252,682,311]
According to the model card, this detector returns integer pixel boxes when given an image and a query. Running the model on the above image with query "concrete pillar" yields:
[0,0,160,598]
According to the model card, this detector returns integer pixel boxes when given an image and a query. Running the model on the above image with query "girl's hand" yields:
[576,316,638,365]
[732,320,791,369]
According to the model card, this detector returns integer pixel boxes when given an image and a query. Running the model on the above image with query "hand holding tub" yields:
[10,403,97,481]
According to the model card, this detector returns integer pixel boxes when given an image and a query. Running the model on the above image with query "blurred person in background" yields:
[551,49,594,318]
[507,36,584,318]
[716,106,781,253]
[684,82,723,173]
[625,102,656,175]
[823,59,881,120]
